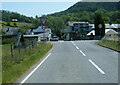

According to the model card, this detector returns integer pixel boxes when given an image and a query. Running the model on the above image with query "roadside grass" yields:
[2,42,52,83]
[96,40,120,52]
[0,45,2,84]
[1,21,33,29]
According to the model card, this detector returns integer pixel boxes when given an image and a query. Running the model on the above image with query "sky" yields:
[1,0,119,18]
[2,2,78,18]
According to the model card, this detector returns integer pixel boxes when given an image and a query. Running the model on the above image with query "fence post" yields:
[32,40,34,48]
[10,44,13,57]
[18,45,20,53]
[24,42,26,52]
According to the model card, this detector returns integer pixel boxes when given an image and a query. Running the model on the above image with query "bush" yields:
[2,38,16,44]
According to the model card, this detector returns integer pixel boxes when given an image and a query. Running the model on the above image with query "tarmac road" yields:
[18,40,118,83]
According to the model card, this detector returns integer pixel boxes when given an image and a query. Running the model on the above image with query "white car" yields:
[51,36,59,41]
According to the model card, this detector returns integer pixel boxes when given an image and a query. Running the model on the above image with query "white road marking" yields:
[75,46,79,50]
[71,42,86,56]
[71,41,74,43]
[21,53,51,83]
[59,41,64,43]
[79,50,86,56]
[89,59,105,75]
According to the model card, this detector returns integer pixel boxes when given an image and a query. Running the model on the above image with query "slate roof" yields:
[2,27,20,35]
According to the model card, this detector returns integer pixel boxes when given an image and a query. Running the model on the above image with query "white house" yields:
[87,29,118,36]
[25,26,51,41]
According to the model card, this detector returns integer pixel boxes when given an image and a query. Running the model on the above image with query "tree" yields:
[13,22,17,27]
[94,12,105,39]
[46,16,65,38]
[7,22,10,26]
[35,15,38,19]
[32,19,40,28]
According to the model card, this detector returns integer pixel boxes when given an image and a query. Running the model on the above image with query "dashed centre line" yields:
[79,50,86,56]
[75,46,79,50]
[71,41,106,75]
[89,59,105,75]
[71,41,86,56]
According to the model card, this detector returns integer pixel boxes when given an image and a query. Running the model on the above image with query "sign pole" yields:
[40,17,48,41]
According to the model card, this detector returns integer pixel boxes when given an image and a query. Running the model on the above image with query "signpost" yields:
[98,24,102,39]
[98,24,102,29]
[40,17,48,41]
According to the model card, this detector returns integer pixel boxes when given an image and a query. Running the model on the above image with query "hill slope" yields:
[49,2,119,16]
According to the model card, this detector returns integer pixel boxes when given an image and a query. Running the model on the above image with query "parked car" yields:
[41,37,48,41]
[50,36,59,41]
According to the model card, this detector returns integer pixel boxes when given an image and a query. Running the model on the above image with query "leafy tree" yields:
[13,22,17,27]
[1,10,34,23]
[7,22,10,26]
[32,19,40,28]
[46,16,65,38]
[115,19,120,23]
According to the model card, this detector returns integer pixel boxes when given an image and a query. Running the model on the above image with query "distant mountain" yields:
[48,2,119,16]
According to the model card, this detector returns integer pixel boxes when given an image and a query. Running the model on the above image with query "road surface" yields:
[18,40,118,83]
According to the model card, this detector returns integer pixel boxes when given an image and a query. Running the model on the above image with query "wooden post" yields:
[10,44,13,57]
[19,45,20,53]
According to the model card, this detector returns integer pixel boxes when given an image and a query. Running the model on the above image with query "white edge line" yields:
[89,59,105,75]
[20,53,51,83]
[79,50,86,56]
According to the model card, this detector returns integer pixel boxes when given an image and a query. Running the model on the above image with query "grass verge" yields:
[0,45,2,84]
[1,21,33,29]
[96,40,120,52]
[2,42,52,83]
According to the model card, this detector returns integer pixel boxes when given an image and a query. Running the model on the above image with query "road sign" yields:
[40,17,48,24]
[98,24,102,28]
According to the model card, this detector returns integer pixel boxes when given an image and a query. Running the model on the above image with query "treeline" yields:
[43,2,120,38]
[48,2,120,23]
[1,10,34,23]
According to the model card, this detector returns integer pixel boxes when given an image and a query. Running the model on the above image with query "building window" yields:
[72,27,74,31]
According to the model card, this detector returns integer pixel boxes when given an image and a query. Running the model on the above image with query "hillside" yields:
[1,10,34,23]
[49,2,119,16]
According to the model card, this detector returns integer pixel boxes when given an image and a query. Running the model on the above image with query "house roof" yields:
[87,29,118,36]
[33,26,51,33]
[33,26,45,33]
[2,27,20,35]
[89,24,120,29]
[68,21,89,26]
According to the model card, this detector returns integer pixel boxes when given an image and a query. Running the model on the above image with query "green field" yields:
[0,21,34,30]
[2,42,52,83]
[0,45,2,84]
[96,40,120,52]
